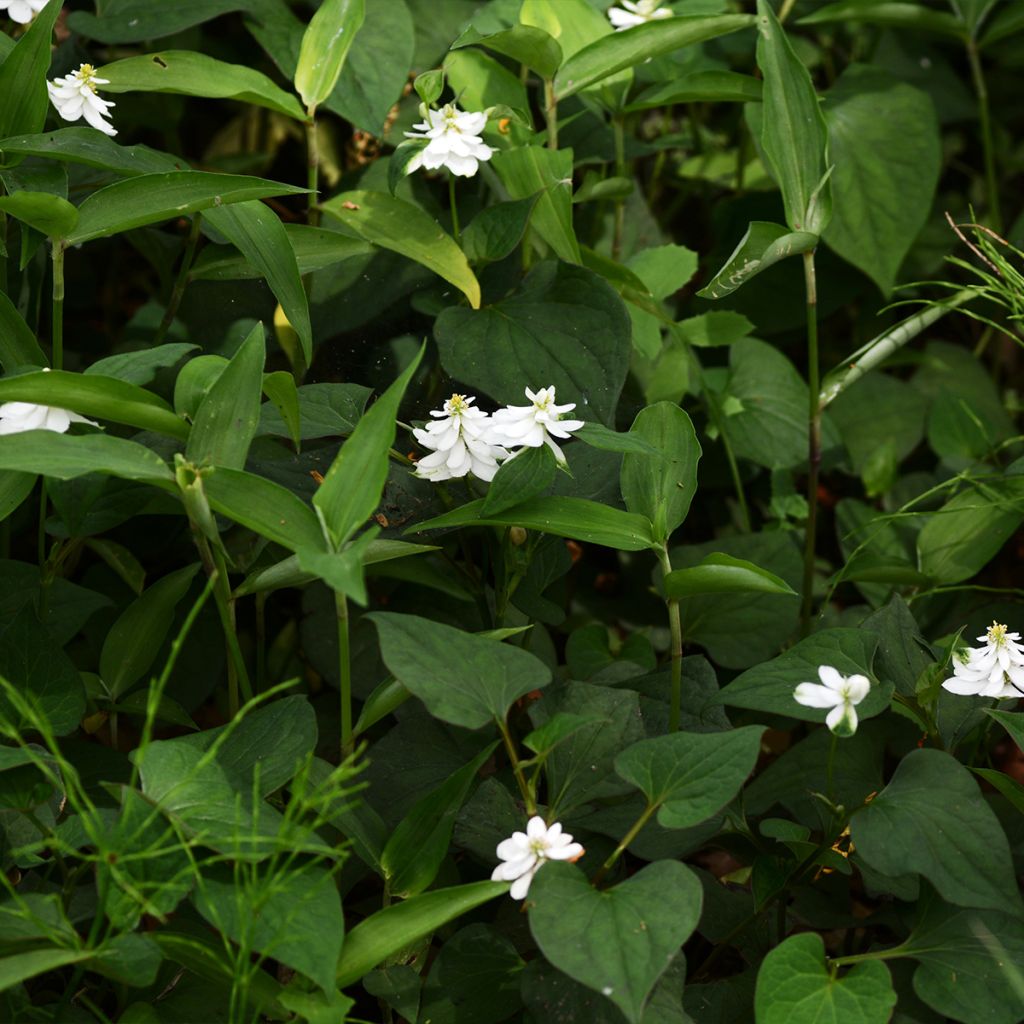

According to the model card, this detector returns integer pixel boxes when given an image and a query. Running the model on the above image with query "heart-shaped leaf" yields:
[529,860,702,1024]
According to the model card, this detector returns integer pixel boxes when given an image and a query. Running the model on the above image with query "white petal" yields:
[793,682,842,709]
[843,674,871,704]
[526,816,548,840]
[545,841,584,862]
[942,676,986,696]
[509,868,537,900]
[826,702,857,737]
[817,665,845,691]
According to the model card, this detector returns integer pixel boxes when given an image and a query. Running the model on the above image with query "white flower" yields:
[404,102,494,178]
[0,0,47,24]
[793,665,871,737]
[487,386,585,468]
[491,816,584,900]
[412,393,507,483]
[608,0,673,30]
[0,399,97,435]
[47,63,118,137]
[942,622,1024,699]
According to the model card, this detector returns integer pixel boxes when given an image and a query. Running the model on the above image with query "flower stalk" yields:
[659,543,683,732]
[51,242,65,370]
[306,113,320,226]
[800,249,820,636]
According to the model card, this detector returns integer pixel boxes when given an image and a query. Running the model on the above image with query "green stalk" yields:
[966,40,1002,232]
[658,543,683,732]
[544,78,558,150]
[498,717,535,814]
[154,212,203,347]
[592,802,657,885]
[336,591,352,754]
[306,113,320,226]
[800,250,821,637]
[612,115,627,260]
[255,591,267,694]
[51,242,65,370]
[448,173,461,243]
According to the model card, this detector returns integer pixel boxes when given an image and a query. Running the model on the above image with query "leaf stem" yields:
[592,801,657,885]
[966,39,1002,232]
[612,116,626,259]
[154,212,202,347]
[800,250,820,637]
[306,113,320,226]
[448,173,461,244]
[659,543,684,731]
[51,241,64,370]
[498,717,535,814]
[336,590,352,754]
[544,78,558,150]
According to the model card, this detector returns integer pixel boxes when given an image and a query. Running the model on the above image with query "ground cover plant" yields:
[0,0,1023,1021]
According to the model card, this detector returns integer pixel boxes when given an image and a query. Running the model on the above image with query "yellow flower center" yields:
[445,393,469,416]
[442,104,460,132]
[987,621,1009,647]
[77,64,98,92]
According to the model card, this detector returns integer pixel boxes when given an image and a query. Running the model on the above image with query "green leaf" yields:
[0,191,77,239]
[0,127,178,176]
[410,496,656,552]
[851,748,1023,914]
[68,0,250,43]
[0,289,46,370]
[0,0,61,142]
[66,172,307,246]
[902,899,1024,1024]
[574,422,663,457]
[755,0,831,233]
[493,148,580,265]
[380,742,497,898]
[615,726,765,829]
[257,381,370,441]
[443,47,530,118]
[453,24,562,80]
[482,445,556,517]
[0,948,92,994]
[0,433,173,485]
[718,627,891,724]
[98,50,305,120]
[297,540,372,606]
[0,470,37,522]
[321,191,480,309]
[434,261,631,427]
[194,862,342,993]
[367,612,551,730]
[522,712,610,759]
[100,565,199,699]
[462,196,540,265]
[335,881,507,987]
[916,471,1024,585]
[822,64,940,295]
[698,221,818,299]
[0,369,187,440]
[621,402,701,544]
[204,203,312,368]
[260,371,300,449]
[0,604,85,736]
[554,13,755,100]
[754,932,896,1024]
[675,310,754,348]
[663,553,797,599]
[185,322,265,470]
[86,343,197,386]
[313,347,423,549]
[625,70,763,111]
[529,861,703,1024]
[295,0,366,111]
[797,2,963,40]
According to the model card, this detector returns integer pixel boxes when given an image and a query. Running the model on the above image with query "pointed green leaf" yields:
[482,444,556,517]
[698,221,818,299]
[0,289,46,370]
[663,553,797,599]
[0,192,77,239]
[295,0,366,111]
[0,0,61,141]
[0,433,173,485]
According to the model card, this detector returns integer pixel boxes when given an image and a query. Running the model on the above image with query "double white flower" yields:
[0,375,97,435]
[47,63,118,137]
[405,102,494,178]
[413,393,506,483]
[942,622,1024,699]
[486,386,585,469]
[793,665,871,737]
[413,385,584,483]
[608,0,673,30]
[492,816,584,900]
[0,0,47,24]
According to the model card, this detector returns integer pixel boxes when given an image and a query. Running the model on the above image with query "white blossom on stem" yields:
[404,102,494,178]
[412,393,507,483]
[491,816,585,900]
[486,386,585,468]
[793,665,870,737]
[942,622,1024,699]
[47,63,118,137]
[608,0,673,30]
[0,0,47,24]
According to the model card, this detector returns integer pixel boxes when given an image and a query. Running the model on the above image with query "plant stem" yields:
[306,113,320,226]
[543,78,558,150]
[498,718,535,814]
[612,116,627,260]
[800,250,821,637]
[658,543,684,732]
[966,40,1002,232]
[336,591,352,754]
[51,242,65,370]
[255,591,267,694]
[592,802,657,885]
[154,212,202,347]
[448,173,461,243]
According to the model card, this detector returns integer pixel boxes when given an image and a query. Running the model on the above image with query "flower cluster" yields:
[942,622,1024,699]
[608,0,673,30]
[405,102,494,178]
[47,63,118,137]
[0,0,47,24]
[412,385,584,484]
[793,665,871,737]
[492,816,584,900]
